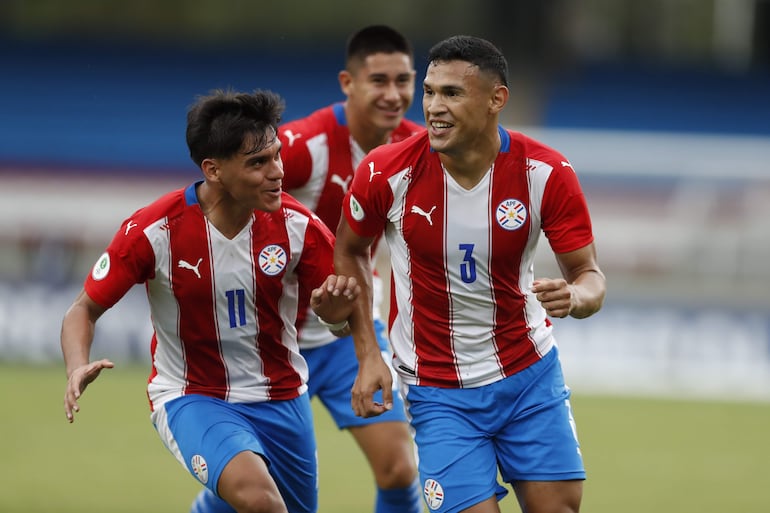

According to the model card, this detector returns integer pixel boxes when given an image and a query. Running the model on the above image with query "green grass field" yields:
[1,363,768,513]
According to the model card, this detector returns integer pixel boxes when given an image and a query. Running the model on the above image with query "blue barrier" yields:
[2,38,768,173]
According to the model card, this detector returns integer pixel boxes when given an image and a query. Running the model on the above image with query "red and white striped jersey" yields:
[342,127,594,388]
[84,182,336,410]
[279,102,423,348]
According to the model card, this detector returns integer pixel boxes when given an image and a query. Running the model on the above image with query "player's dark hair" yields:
[345,25,413,69]
[428,35,509,87]
[186,89,285,166]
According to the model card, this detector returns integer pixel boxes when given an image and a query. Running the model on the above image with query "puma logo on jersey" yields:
[561,161,573,168]
[368,161,382,182]
[330,173,352,192]
[283,129,302,146]
[124,220,138,235]
[178,258,203,279]
[410,204,436,226]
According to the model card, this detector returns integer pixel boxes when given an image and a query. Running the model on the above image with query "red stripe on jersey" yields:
[250,214,303,400]
[488,151,543,375]
[170,215,229,399]
[401,164,460,386]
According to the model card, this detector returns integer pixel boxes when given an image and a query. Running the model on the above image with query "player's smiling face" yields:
[217,133,284,213]
[422,60,499,156]
[343,52,415,131]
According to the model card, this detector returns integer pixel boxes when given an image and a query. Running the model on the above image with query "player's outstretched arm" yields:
[61,290,113,423]
[334,218,394,418]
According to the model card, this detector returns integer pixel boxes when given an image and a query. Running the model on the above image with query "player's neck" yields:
[439,129,501,190]
[345,106,390,153]
[206,208,253,239]
[196,183,253,239]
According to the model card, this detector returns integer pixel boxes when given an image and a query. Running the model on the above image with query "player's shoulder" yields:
[279,191,311,213]
[277,192,333,236]
[369,129,429,164]
[104,184,191,249]
[506,129,570,168]
[360,131,431,182]
[127,185,189,226]
[391,118,425,142]
[279,104,340,143]
[277,192,323,224]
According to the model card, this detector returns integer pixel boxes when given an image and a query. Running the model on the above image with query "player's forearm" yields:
[346,266,376,342]
[60,291,104,377]
[335,249,379,356]
[349,294,382,362]
[568,269,606,319]
[60,304,96,377]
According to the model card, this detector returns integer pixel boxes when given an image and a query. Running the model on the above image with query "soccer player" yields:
[335,36,607,513]
[190,25,424,513]
[281,24,423,513]
[61,89,361,513]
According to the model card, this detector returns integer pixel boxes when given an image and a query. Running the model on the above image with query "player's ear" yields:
[201,158,220,182]
[489,84,509,115]
[338,70,353,95]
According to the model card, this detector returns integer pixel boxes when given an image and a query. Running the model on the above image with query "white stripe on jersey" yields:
[522,158,556,348]
[290,133,329,213]
[443,170,501,381]
[385,167,419,379]
[280,209,308,360]
[294,133,383,349]
[144,216,187,407]
[208,221,260,394]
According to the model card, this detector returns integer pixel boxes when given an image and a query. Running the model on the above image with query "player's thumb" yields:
[381,385,394,410]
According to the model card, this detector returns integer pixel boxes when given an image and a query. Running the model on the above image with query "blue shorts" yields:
[302,319,407,429]
[151,393,317,513]
[405,346,584,513]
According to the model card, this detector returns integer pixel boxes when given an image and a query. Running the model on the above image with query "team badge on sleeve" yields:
[258,244,287,276]
[349,195,365,221]
[496,198,527,231]
[91,252,110,281]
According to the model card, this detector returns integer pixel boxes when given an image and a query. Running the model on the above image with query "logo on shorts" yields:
[496,198,527,231]
[191,454,209,484]
[423,478,444,510]
[91,252,110,281]
[258,244,287,276]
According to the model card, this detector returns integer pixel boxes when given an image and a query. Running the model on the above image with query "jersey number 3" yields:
[459,243,477,283]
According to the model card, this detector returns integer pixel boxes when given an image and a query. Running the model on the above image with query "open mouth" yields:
[429,121,453,134]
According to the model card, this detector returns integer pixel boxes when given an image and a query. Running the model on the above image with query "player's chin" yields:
[427,133,449,152]
[260,190,283,212]
[377,108,404,126]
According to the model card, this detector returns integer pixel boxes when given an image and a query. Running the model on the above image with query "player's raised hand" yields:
[310,274,360,326]
[63,358,114,423]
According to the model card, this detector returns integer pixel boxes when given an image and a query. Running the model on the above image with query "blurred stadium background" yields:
[1,0,769,401]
